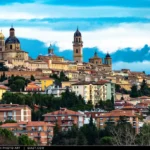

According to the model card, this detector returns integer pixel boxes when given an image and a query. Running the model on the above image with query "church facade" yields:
[0,27,48,70]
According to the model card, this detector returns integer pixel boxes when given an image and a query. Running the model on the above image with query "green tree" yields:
[111,95,115,110]
[115,84,121,92]
[77,131,87,145]
[136,123,150,145]
[140,79,150,96]
[130,85,139,98]
[54,123,59,135]
[18,135,37,146]
[30,75,35,81]
[0,128,18,145]
[4,120,17,123]
[100,136,113,145]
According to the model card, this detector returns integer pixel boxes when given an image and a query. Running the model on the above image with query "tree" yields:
[120,96,124,100]
[140,79,150,96]
[115,84,123,93]
[111,94,115,110]
[100,136,113,145]
[110,123,136,145]
[4,120,17,123]
[18,135,37,146]
[0,128,18,145]
[77,131,87,145]
[130,85,139,98]
[54,123,59,135]
[136,123,150,145]
[30,75,35,81]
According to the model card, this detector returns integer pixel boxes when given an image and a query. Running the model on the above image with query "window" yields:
[10,45,12,49]
[76,49,78,53]
[79,38,80,42]
[76,38,78,42]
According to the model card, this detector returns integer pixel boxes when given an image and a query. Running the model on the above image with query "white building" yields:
[45,84,71,97]
[71,80,115,105]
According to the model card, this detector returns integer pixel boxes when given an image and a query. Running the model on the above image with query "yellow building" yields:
[61,81,77,88]
[117,80,132,91]
[40,77,54,91]
[0,85,9,100]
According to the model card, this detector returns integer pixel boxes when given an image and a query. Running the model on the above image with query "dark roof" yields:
[5,36,20,44]
[106,53,111,58]
[74,28,81,37]
[10,27,14,31]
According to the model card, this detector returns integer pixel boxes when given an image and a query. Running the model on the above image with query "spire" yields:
[94,51,98,57]
[11,24,13,28]
[77,26,78,31]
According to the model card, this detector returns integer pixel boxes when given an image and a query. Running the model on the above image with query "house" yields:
[0,121,54,146]
[40,77,54,91]
[71,80,115,105]
[43,108,85,131]
[24,82,41,92]
[45,84,71,97]
[0,85,10,100]
[95,109,139,133]
[0,104,31,122]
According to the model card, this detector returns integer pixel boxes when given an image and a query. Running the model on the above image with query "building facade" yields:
[71,80,115,105]
[95,109,139,133]
[43,108,85,131]
[0,121,54,146]
[0,104,31,122]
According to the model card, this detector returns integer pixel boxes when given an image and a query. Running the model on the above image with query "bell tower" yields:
[0,30,5,52]
[73,27,83,63]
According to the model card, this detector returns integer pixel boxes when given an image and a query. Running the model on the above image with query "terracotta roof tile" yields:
[1,123,18,127]
[43,108,84,117]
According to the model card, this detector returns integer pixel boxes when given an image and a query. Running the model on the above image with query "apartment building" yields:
[43,108,85,131]
[0,104,31,122]
[0,121,54,145]
[95,109,139,133]
[71,80,115,105]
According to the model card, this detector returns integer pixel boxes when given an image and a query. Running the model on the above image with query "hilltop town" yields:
[0,27,150,146]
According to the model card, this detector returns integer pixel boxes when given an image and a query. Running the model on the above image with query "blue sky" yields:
[1,0,150,73]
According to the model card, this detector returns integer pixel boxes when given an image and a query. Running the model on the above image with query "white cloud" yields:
[1,3,150,19]
[113,61,150,74]
[1,23,150,53]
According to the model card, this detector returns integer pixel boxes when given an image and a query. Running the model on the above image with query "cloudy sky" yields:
[1,0,150,73]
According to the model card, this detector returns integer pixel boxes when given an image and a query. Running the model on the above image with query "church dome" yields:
[74,28,81,37]
[5,36,20,44]
[0,31,4,40]
[10,27,14,31]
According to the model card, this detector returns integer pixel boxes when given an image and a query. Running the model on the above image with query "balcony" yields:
[61,123,73,127]
[34,135,41,138]
[47,135,53,139]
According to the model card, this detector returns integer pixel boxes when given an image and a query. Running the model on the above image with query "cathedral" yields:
[0,26,112,72]
[0,27,48,70]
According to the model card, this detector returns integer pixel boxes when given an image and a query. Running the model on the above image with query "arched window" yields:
[79,38,80,42]
[76,38,78,42]
[10,45,12,49]
[76,49,78,53]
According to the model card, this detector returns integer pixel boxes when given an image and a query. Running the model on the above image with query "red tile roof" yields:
[26,121,54,127]
[43,108,84,117]
[97,110,135,117]
[1,123,18,127]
